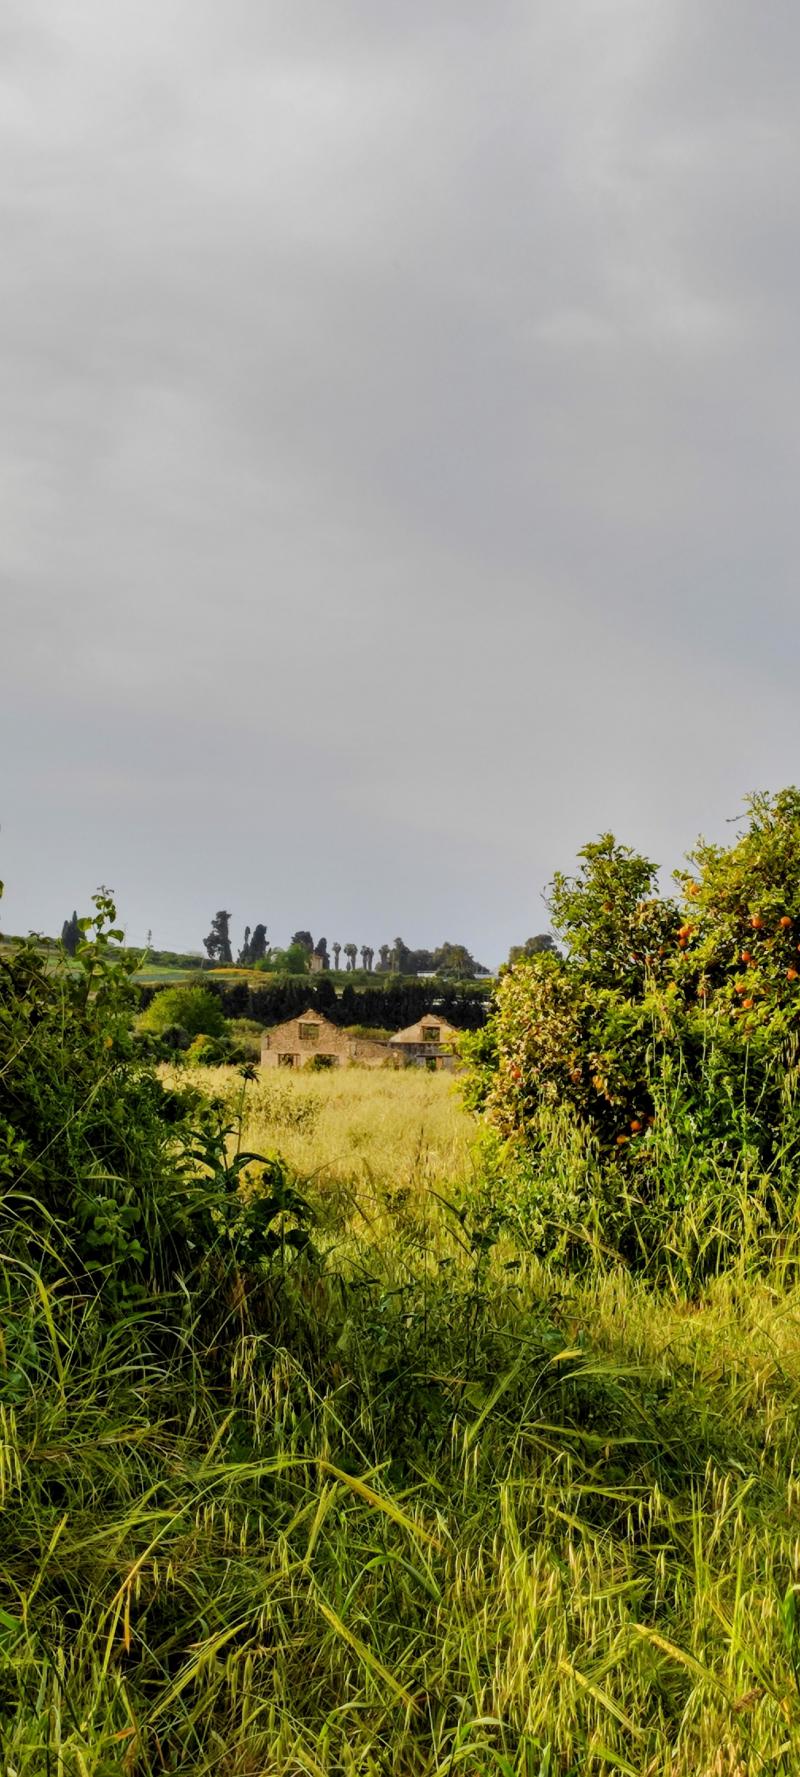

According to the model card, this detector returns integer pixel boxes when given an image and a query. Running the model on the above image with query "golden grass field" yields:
[167,1061,478,1236]
[177,1062,473,1182]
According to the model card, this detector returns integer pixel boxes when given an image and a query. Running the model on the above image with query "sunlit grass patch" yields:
[166,1062,476,1219]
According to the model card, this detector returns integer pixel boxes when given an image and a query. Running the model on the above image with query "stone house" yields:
[260,1010,388,1070]
[388,1016,461,1071]
[260,1008,463,1072]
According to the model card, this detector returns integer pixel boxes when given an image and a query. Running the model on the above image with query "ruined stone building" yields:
[388,1016,461,1071]
[260,1009,461,1071]
[260,1010,388,1070]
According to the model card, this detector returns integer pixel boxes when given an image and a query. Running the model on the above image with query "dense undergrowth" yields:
[4,855,800,1773]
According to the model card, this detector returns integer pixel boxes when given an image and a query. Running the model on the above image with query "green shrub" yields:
[0,891,199,1293]
[226,1015,263,1062]
[0,889,305,1299]
[138,982,225,1040]
[185,1031,228,1065]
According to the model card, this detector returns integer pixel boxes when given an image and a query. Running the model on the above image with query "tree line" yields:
[59,904,555,979]
[135,971,491,1031]
[201,910,491,978]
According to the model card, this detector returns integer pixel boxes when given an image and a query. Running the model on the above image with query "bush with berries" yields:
[466,791,800,1273]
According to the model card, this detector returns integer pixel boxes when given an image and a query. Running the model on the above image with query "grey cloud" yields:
[2,0,800,959]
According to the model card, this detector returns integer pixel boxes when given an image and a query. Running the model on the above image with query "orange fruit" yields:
[743,997,754,1009]
[630,1119,642,1133]
[780,915,793,928]
[741,950,752,963]
[788,969,798,982]
[751,915,764,929]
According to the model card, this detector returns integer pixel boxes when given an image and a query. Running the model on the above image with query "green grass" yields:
[5,1063,800,1773]
[6,1249,800,1773]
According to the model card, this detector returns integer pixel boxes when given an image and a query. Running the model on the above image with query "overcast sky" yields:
[2,0,799,964]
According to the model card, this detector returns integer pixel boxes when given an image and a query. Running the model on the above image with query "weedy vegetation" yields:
[5,793,800,1774]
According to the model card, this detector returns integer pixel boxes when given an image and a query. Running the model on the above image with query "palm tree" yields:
[333,942,341,971]
[344,943,357,972]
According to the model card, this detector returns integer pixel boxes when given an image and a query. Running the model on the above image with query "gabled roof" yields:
[389,1016,459,1046]
[262,1007,341,1043]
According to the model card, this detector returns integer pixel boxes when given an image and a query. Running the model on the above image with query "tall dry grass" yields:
[167,1062,476,1234]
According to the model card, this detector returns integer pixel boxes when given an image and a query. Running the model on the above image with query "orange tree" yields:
[468,835,681,1147]
[676,786,800,1026]
[465,792,800,1268]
